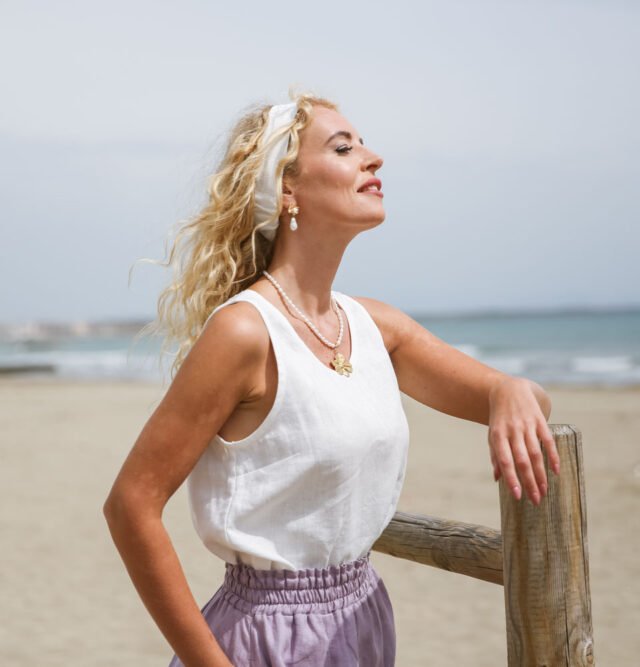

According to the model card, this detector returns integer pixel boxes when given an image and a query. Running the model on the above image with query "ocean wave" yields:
[572,356,634,374]
[2,327,639,386]
[0,348,162,380]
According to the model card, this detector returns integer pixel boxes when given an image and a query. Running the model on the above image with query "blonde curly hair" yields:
[131,89,338,382]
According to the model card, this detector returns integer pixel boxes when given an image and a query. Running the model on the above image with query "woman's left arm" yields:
[354,297,560,505]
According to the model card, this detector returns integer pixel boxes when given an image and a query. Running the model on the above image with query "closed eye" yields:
[336,145,353,154]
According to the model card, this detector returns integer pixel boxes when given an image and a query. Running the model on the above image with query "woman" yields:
[103,91,560,666]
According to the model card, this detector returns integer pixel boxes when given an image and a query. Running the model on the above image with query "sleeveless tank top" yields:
[186,287,410,571]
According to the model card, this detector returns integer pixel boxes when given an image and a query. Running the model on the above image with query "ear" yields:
[281,177,296,212]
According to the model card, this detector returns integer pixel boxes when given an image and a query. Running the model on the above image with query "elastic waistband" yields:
[220,551,375,614]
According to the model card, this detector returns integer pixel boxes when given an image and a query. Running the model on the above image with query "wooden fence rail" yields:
[371,423,595,666]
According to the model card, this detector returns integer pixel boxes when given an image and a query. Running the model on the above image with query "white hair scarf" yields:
[253,101,298,241]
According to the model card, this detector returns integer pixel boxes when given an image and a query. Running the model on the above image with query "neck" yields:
[262,226,351,318]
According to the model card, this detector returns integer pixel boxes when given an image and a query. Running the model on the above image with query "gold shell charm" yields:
[330,352,353,377]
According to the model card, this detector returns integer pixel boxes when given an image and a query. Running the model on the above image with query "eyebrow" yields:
[324,131,364,146]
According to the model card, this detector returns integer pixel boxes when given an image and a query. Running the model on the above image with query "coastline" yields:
[1,378,638,665]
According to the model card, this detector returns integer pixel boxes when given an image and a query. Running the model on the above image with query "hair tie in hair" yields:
[253,101,298,241]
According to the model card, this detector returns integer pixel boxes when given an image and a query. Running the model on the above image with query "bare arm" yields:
[103,303,268,667]
[353,296,559,504]
[353,296,519,422]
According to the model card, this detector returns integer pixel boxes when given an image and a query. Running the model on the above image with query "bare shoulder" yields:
[103,300,273,515]
[200,300,270,358]
[191,300,270,400]
[350,295,416,355]
[202,300,269,347]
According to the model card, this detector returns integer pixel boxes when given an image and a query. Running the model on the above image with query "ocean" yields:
[1,308,639,387]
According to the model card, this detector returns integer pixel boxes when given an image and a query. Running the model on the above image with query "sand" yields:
[0,378,638,666]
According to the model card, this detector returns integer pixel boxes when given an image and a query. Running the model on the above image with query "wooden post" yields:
[499,424,595,666]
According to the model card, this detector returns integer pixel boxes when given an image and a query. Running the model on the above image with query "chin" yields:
[361,206,386,226]
[373,210,386,225]
[364,215,385,230]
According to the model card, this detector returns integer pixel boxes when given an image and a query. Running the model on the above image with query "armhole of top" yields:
[340,292,390,355]
[205,294,286,447]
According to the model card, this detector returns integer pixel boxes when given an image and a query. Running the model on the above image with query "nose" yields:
[362,147,383,172]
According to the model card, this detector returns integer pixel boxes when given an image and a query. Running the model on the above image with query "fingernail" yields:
[512,485,521,500]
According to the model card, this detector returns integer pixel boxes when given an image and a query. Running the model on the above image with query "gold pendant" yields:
[330,352,353,376]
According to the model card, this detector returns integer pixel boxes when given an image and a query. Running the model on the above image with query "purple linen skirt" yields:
[167,550,395,666]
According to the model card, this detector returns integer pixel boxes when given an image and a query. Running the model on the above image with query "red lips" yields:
[357,178,382,193]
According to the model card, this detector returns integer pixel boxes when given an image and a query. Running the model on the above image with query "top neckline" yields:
[243,288,357,378]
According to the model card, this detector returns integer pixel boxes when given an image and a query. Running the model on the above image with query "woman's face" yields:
[284,106,385,234]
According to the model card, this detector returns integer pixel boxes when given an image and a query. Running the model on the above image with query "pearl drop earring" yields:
[288,205,299,231]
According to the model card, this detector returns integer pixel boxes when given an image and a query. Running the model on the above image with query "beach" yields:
[1,378,638,666]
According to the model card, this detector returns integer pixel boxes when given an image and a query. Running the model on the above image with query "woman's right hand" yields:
[103,303,266,667]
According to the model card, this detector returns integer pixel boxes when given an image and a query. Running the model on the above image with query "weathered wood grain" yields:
[499,424,595,666]
[373,424,596,664]
[372,510,504,585]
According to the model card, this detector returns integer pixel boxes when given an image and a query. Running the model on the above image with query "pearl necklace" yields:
[262,270,353,376]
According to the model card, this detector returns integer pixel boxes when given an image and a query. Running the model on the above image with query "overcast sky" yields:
[1,0,638,324]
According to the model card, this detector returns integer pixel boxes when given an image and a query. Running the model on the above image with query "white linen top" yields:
[186,287,410,571]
